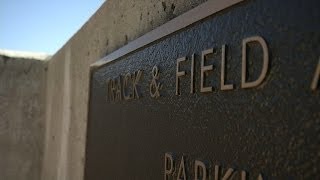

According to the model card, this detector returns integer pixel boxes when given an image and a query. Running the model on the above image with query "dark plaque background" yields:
[85,0,320,179]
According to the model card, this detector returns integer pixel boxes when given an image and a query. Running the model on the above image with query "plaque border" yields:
[90,0,245,69]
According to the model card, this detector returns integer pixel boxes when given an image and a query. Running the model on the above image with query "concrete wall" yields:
[0,55,47,180]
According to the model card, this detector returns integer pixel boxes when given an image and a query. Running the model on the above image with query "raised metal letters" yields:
[164,154,265,180]
[164,153,174,180]
[311,58,320,91]
[106,79,114,102]
[176,57,186,95]
[241,171,263,180]
[190,54,195,94]
[123,73,132,100]
[221,168,234,180]
[150,66,162,98]
[105,36,319,101]
[132,70,142,99]
[241,36,269,88]
[220,45,234,91]
[115,77,122,101]
[177,156,187,180]
[201,49,214,93]
[106,70,142,102]
[195,160,207,180]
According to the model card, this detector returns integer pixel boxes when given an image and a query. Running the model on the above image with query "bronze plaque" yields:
[85,0,320,179]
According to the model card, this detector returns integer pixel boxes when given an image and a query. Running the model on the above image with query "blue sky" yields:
[0,0,105,55]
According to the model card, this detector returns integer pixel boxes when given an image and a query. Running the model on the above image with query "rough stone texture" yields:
[42,0,207,180]
[0,55,47,180]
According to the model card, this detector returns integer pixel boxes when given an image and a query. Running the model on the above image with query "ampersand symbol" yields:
[149,65,162,98]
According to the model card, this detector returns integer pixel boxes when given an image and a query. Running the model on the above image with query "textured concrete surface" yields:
[0,49,51,60]
[42,1,207,180]
[0,54,47,180]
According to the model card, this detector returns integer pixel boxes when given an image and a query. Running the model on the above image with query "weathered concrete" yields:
[42,0,207,180]
[0,49,51,60]
[0,53,48,180]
